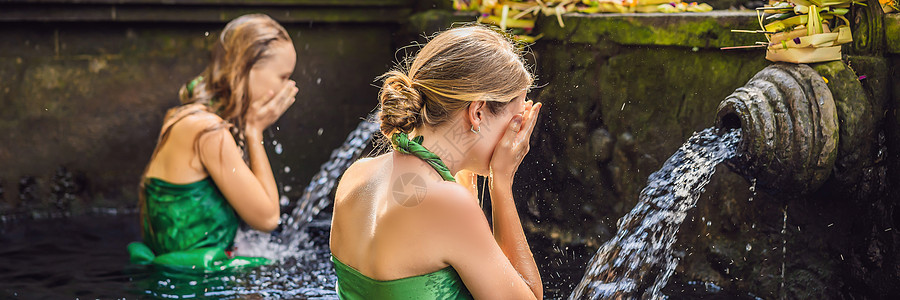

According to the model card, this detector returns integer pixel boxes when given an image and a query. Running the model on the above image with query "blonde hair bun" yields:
[379,70,424,137]
[377,25,533,140]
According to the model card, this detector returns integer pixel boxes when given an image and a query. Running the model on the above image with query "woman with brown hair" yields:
[128,14,297,270]
[330,25,543,299]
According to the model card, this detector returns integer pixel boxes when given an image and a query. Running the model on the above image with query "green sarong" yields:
[128,177,270,272]
[332,255,473,300]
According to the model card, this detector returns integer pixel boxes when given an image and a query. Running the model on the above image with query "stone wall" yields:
[2,1,898,297]
[520,10,900,298]
[0,0,417,215]
[520,11,769,244]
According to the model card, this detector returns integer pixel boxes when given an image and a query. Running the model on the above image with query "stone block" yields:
[539,12,762,49]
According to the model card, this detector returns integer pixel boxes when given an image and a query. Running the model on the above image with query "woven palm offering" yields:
[578,0,712,13]
[453,0,712,42]
[882,0,898,12]
[728,0,858,63]
[453,0,557,42]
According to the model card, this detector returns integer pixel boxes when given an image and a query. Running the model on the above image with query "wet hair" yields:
[179,13,292,129]
[378,25,533,142]
[139,14,291,237]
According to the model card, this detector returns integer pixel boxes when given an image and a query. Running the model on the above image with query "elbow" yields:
[530,282,543,300]
[527,276,543,300]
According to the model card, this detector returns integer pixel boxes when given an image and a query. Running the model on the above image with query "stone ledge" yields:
[0,1,414,23]
[5,0,411,5]
[887,14,900,54]
[538,11,762,48]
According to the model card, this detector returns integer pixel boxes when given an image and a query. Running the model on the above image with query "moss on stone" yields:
[596,48,768,202]
[538,12,762,49]
[811,61,880,196]
[525,36,770,249]
[886,14,900,54]
[407,10,479,40]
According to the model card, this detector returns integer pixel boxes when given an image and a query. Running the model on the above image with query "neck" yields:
[415,125,465,176]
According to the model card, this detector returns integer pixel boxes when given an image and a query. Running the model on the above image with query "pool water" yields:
[0,211,592,299]
[0,213,338,299]
[1,213,143,299]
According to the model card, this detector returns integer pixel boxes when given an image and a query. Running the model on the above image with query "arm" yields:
[443,101,544,299]
[243,127,278,208]
[199,128,280,232]
[439,185,539,300]
[201,80,297,232]
[489,177,542,299]
[488,101,543,298]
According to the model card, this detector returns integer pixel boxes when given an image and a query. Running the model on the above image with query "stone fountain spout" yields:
[715,63,839,194]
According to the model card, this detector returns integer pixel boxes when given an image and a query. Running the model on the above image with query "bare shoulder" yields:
[158,105,227,143]
[172,108,224,132]
[343,155,381,175]
[419,180,487,232]
[334,154,388,204]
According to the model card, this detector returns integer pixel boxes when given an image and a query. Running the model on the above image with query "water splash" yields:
[234,112,379,259]
[198,113,379,298]
[748,178,757,202]
[780,205,787,300]
[570,128,741,300]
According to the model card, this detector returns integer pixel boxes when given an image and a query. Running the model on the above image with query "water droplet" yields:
[284,166,291,173]
[706,221,711,226]
[316,78,322,85]
[317,128,324,136]
[746,244,752,251]
[275,143,283,154]
[283,185,292,192]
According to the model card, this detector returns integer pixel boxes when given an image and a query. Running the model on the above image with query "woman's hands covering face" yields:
[245,80,298,133]
[489,100,541,183]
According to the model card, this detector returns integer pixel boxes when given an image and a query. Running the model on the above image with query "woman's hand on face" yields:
[245,80,298,134]
[489,101,542,184]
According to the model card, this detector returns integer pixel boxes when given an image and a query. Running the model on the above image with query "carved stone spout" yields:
[715,63,839,194]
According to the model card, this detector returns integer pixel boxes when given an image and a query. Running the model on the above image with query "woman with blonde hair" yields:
[330,25,543,299]
[128,14,298,270]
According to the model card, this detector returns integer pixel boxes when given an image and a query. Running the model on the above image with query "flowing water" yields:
[0,120,745,299]
[233,112,379,259]
[569,128,741,300]
[217,113,381,298]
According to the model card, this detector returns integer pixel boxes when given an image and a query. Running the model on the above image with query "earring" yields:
[470,125,480,134]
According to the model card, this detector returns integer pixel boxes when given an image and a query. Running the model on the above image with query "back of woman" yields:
[128,13,299,271]
[330,25,544,299]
